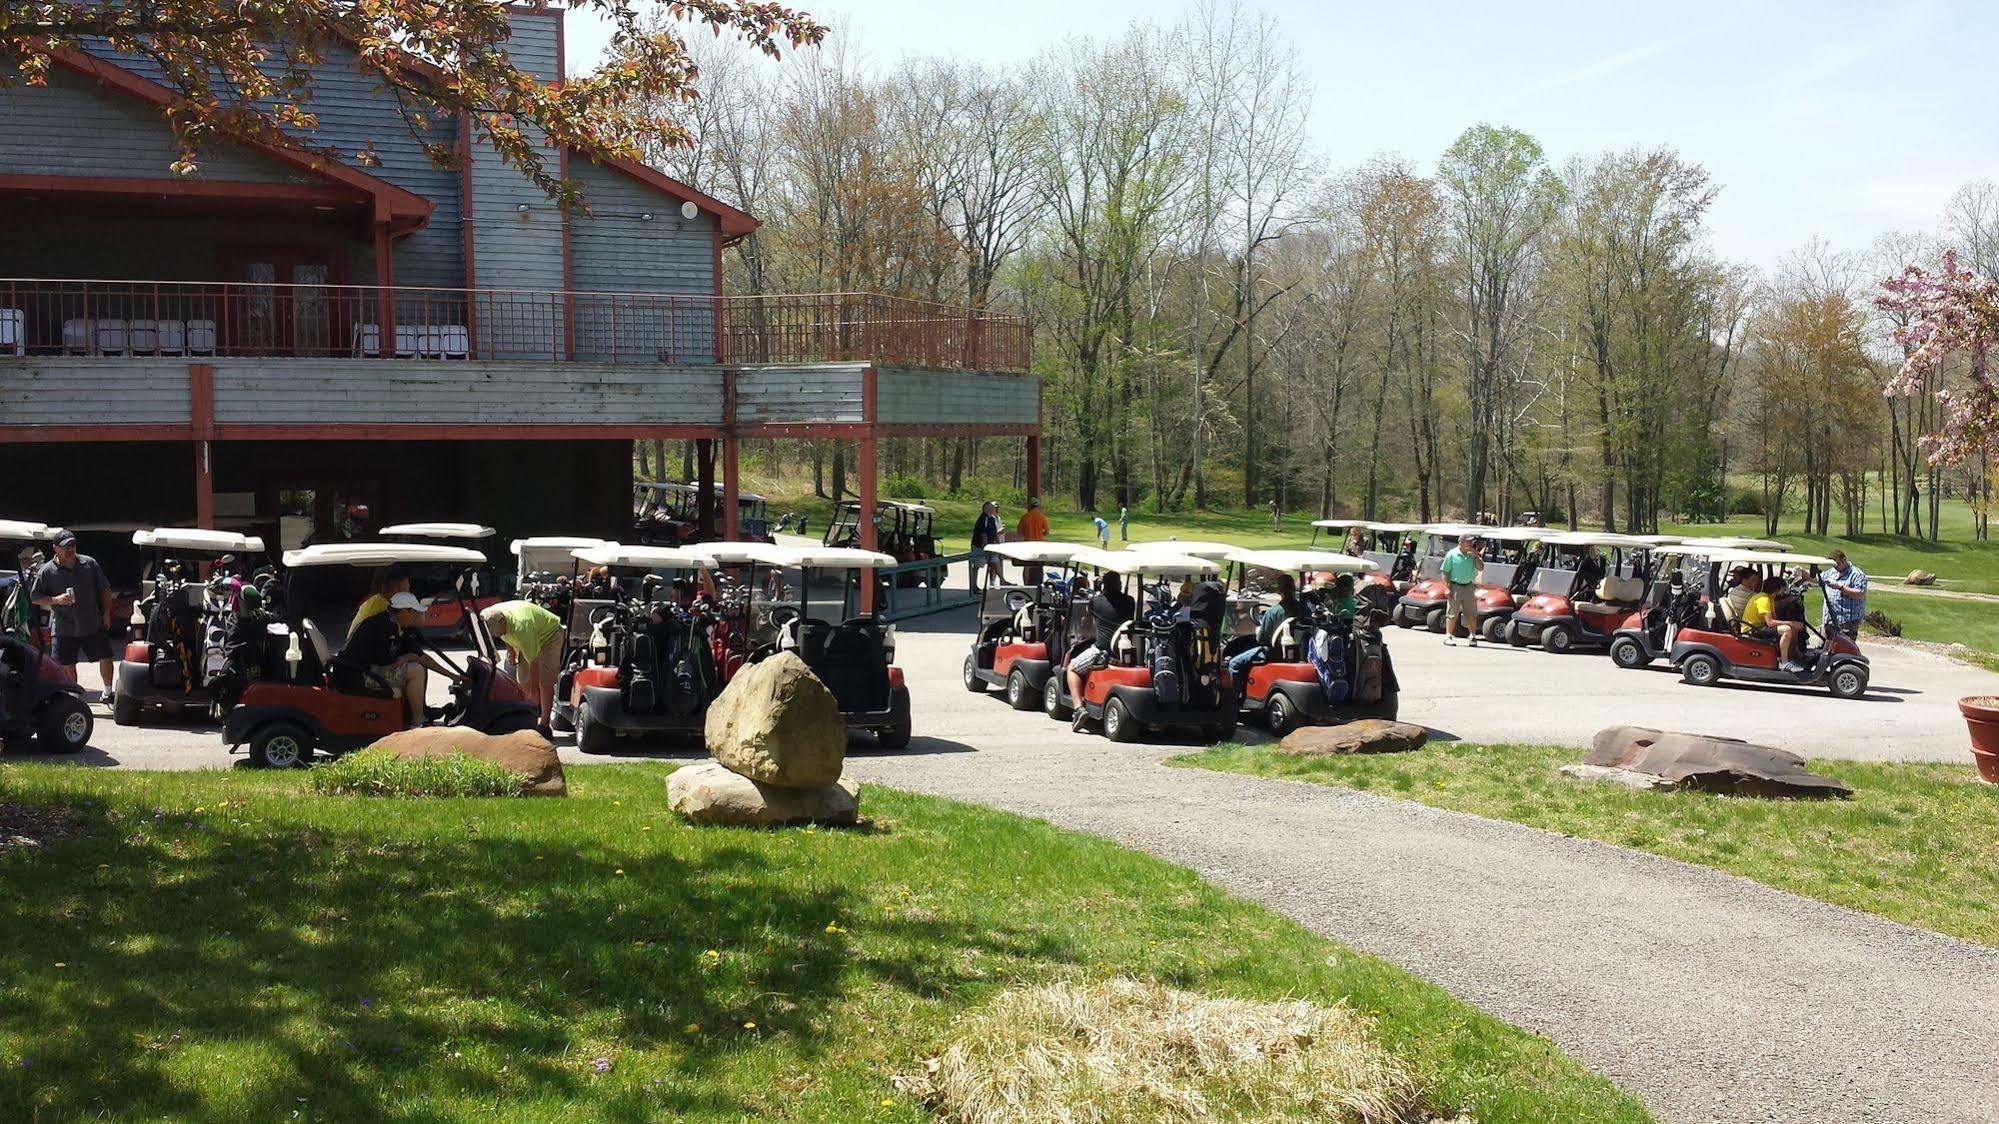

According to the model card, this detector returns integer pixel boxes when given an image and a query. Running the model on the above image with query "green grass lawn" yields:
[0,764,1648,1123]
[1178,743,1999,948]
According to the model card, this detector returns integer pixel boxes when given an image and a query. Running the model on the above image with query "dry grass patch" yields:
[901,977,1432,1123]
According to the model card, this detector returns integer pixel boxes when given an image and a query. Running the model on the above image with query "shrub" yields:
[1862,609,1903,638]
[309,747,526,798]
[883,473,929,501]
[1727,487,1766,517]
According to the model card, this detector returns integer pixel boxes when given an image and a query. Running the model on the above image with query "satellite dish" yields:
[680,200,699,221]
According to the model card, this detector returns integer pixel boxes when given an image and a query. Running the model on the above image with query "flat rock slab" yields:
[705,652,847,788]
[667,760,859,827]
[1560,763,1678,791]
[1278,719,1427,756]
[374,727,566,796]
[1587,726,1851,798]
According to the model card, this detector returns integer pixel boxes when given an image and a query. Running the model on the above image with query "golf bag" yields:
[1309,626,1352,704]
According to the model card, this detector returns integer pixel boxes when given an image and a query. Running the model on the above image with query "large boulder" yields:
[666,760,858,827]
[1906,569,1937,586]
[704,652,847,788]
[1277,719,1427,756]
[372,727,566,796]
[1586,726,1850,799]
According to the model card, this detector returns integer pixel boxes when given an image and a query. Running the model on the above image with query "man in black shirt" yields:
[1064,572,1136,710]
[332,592,458,725]
[31,531,115,703]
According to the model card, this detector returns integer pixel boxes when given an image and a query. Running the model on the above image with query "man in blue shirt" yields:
[1820,550,1868,638]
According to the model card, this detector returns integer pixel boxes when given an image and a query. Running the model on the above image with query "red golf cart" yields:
[1500,532,1659,653]
[1042,547,1238,743]
[555,544,730,753]
[964,540,1089,710]
[222,542,539,767]
[1220,548,1398,734]
[764,546,912,747]
[112,528,269,725]
[1393,525,1540,633]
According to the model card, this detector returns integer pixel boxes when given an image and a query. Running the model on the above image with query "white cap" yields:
[388,592,424,612]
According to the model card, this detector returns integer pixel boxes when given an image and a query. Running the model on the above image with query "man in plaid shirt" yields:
[1820,550,1868,638]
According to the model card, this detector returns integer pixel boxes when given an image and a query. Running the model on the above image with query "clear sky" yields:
[566,0,1999,272]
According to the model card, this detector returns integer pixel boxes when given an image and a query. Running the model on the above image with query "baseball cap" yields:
[52,529,77,547]
[388,591,423,612]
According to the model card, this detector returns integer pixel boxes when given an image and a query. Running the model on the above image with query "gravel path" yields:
[840,623,1999,1124]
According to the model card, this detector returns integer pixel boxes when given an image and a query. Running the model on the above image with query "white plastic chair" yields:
[185,320,216,355]
[63,319,94,354]
[0,309,22,356]
[93,319,129,356]
[127,319,160,354]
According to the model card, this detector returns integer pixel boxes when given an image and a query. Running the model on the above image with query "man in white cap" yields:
[332,591,457,726]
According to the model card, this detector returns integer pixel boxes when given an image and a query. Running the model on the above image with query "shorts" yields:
[510,635,562,681]
[56,632,114,664]
[371,663,413,691]
[1447,582,1478,623]
[1069,644,1107,675]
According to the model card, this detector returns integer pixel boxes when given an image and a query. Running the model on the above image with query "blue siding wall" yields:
[0,70,305,183]
[568,158,718,360]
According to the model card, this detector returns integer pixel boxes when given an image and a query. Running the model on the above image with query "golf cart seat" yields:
[308,618,397,698]
[814,618,892,713]
[300,618,336,667]
[1597,574,1646,604]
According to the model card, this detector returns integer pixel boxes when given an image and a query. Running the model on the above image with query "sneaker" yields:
[1468,636,1480,648]
[1443,636,1456,647]
[1071,706,1090,734]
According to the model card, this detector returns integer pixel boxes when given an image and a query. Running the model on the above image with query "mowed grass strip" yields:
[0,764,1648,1123]
[1179,742,1999,948]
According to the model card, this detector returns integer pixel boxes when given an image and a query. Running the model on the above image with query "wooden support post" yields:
[696,438,717,539]
[1026,433,1042,502]
[721,369,740,540]
[190,362,215,528]
[373,220,396,358]
[858,431,879,615]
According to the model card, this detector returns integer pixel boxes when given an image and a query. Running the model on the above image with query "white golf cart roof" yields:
[0,520,54,541]
[1474,526,1549,543]
[698,541,797,567]
[512,537,609,570]
[769,546,900,569]
[1621,534,1686,546]
[1676,536,1789,551]
[1698,548,1836,567]
[1226,548,1378,575]
[283,543,489,569]
[380,522,497,540]
[132,528,265,553]
[1364,521,1424,534]
[1418,522,1488,538]
[1538,531,1658,549]
[572,543,718,571]
[987,540,1090,564]
[1310,519,1372,530]
[1074,547,1219,576]
[1125,539,1238,561]
[638,481,770,502]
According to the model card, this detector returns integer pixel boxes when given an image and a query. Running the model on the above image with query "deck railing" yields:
[0,280,1030,372]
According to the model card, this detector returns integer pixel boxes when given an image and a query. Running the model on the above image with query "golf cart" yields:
[1312,521,1422,610]
[556,544,728,753]
[511,536,610,622]
[824,501,938,584]
[1500,532,1659,653]
[963,540,1090,709]
[111,528,270,725]
[766,546,912,748]
[0,631,93,753]
[1220,549,1398,734]
[1,519,55,648]
[221,542,539,767]
[1044,547,1237,743]
[1640,549,1868,698]
[379,523,501,642]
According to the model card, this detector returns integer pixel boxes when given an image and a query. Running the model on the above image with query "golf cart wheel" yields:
[550,707,574,734]
[1424,607,1445,634]
[1480,616,1507,644]
[1679,652,1721,687]
[1540,624,1574,654]
[1042,677,1070,721]
[37,695,92,754]
[112,690,142,727]
[1006,669,1035,711]
[879,688,913,749]
[1391,605,1414,629]
[575,708,614,754]
[249,721,314,769]
[1504,621,1526,647]
[1609,637,1649,669]
[1103,697,1137,743]
[1265,692,1297,736]
[963,651,989,693]
[1829,664,1869,700]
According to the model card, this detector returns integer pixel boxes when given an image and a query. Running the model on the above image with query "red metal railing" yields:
[0,280,1030,372]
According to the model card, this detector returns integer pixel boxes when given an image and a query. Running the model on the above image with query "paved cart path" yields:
[838,625,1999,1124]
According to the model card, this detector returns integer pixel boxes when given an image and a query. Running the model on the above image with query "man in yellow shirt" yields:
[354,568,410,625]
[1738,576,1802,667]
[480,599,564,732]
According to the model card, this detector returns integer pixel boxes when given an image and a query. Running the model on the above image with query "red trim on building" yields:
[49,49,434,233]
[0,175,366,208]
[583,155,760,243]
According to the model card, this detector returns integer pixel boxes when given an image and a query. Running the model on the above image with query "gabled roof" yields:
[580,154,760,244]
[52,49,435,232]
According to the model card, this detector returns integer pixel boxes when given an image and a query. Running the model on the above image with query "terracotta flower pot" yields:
[1956,696,1999,784]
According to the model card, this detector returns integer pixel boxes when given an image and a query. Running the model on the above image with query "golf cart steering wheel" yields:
[765,604,800,630]
[1003,589,1033,614]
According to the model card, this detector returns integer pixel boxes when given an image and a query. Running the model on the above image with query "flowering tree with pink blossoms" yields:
[1877,249,1999,464]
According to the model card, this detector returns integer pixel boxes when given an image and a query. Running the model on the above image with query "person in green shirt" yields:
[1440,534,1483,647]
[480,599,565,731]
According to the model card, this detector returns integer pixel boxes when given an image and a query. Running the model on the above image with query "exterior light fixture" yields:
[680,200,699,221]
[640,212,654,222]
[516,203,531,215]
